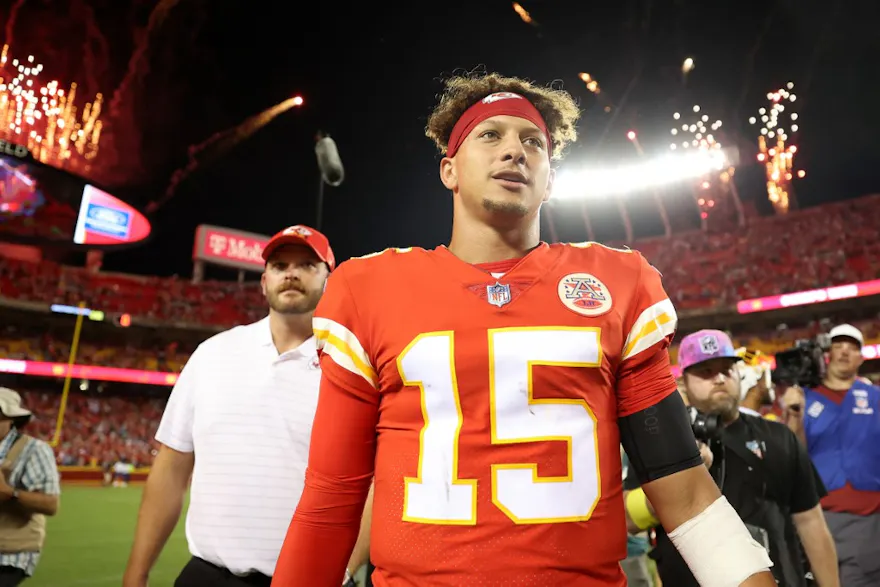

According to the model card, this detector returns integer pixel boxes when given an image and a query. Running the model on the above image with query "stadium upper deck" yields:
[0,194,877,329]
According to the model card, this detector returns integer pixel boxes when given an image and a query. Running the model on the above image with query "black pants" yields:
[364,562,375,587]
[0,566,27,587]
[175,557,271,587]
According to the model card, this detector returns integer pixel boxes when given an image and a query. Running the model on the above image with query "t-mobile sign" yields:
[193,224,270,272]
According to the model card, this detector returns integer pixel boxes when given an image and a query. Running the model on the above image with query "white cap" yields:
[829,324,864,347]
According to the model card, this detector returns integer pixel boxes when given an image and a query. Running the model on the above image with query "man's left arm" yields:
[0,441,60,516]
[617,252,774,587]
[787,431,839,587]
[792,505,838,587]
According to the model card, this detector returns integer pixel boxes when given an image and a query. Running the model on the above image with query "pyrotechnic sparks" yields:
[682,57,695,74]
[153,96,304,213]
[579,72,600,95]
[0,45,104,175]
[669,106,735,221]
[669,105,723,153]
[750,82,801,213]
[512,2,535,25]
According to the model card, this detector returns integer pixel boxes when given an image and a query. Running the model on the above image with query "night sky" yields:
[4,0,879,278]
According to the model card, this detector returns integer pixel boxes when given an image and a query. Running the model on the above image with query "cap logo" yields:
[284,225,312,237]
[481,92,524,105]
[699,335,719,355]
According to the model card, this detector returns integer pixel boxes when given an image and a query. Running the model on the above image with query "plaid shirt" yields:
[0,428,61,576]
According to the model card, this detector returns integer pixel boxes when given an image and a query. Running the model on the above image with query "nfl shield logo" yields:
[699,335,719,355]
[486,282,511,307]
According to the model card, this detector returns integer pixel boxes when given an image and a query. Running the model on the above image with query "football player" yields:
[272,72,775,586]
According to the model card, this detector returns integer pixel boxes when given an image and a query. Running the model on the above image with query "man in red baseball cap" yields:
[262,224,336,271]
[125,224,371,587]
[260,224,335,331]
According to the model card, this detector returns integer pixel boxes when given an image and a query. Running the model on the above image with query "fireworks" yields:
[669,105,723,153]
[512,2,535,25]
[0,45,104,175]
[682,57,695,74]
[750,82,801,213]
[669,106,735,221]
[579,72,600,95]
[153,96,305,213]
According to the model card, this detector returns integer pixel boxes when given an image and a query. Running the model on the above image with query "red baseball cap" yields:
[261,225,336,271]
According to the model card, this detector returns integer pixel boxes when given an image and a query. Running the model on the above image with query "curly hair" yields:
[426,71,581,161]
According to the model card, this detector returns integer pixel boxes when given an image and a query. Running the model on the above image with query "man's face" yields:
[440,115,554,225]
[260,245,328,315]
[0,415,12,439]
[827,337,862,380]
[683,358,741,420]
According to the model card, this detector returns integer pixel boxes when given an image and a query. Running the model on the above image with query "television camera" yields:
[771,335,829,389]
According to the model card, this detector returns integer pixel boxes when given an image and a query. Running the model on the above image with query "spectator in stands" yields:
[123,226,369,587]
[782,324,880,586]
[0,387,60,587]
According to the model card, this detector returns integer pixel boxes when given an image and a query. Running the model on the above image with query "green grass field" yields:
[28,485,189,587]
[29,485,655,586]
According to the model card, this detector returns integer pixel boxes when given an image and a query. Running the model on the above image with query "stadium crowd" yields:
[0,196,879,470]
[0,325,193,373]
[1,196,879,330]
[11,386,163,469]
[0,257,266,327]
[616,194,880,309]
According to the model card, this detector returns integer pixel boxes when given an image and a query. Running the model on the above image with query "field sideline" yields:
[29,485,189,587]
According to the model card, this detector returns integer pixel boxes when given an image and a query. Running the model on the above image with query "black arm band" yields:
[619,390,703,485]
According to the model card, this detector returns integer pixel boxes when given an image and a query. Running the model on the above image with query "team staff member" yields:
[782,324,880,586]
[625,329,839,587]
[123,226,369,587]
[0,388,60,587]
[274,73,775,586]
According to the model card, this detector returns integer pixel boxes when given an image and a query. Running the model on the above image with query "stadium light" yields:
[552,148,731,201]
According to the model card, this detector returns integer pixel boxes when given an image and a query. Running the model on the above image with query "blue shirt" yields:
[803,380,880,493]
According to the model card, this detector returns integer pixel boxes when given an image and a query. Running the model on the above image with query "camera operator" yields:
[779,324,880,586]
[624,330,839,587]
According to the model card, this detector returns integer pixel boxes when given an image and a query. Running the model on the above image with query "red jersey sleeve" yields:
[615,252,679,417]
[272,264,379,587]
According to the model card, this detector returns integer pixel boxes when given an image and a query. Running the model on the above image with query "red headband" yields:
[446,92,551,158]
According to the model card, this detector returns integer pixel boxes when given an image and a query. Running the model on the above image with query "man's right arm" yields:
[123,445,194,586]
[124,346,200,587]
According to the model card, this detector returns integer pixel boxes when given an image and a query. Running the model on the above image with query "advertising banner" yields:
[192,224,270,272]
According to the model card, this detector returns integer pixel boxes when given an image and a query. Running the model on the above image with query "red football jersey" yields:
[273,242,678,587]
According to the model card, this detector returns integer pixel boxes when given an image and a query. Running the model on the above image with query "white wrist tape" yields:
[668,496,773,587]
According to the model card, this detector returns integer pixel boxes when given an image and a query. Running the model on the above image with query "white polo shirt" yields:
[155,317,321,577]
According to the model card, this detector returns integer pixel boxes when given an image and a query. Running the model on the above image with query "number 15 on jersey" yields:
[397,327,603,526]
